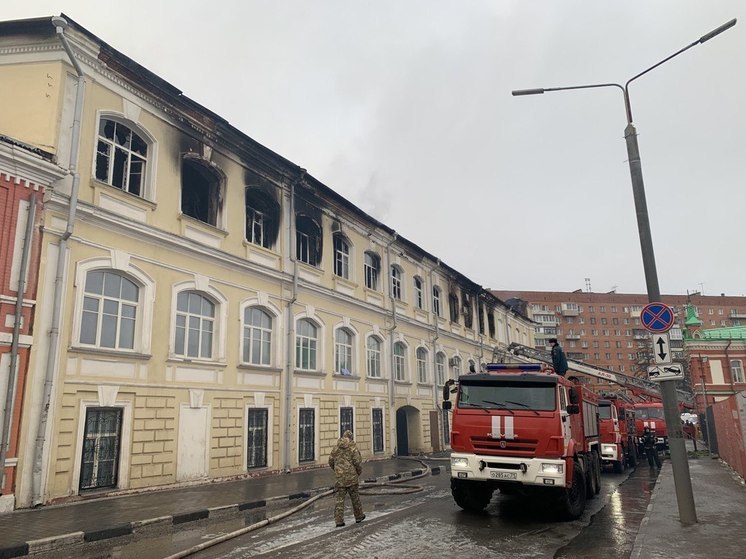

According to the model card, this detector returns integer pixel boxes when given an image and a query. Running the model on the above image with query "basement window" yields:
[181,156,223,227]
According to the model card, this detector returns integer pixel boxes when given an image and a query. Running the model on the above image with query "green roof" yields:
[701,327,746,340]
[684,303,703,326]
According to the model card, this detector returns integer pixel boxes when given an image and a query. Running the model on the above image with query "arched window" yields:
[364,252,380,290]
[433,286,441,317]
[416,347,428,383]
[414,277,424,309]
[333,234,350,279]
[80,270,139,350]
[181,156,223,226]
[95,118,148,197]
[391,266,402,300]
[451,355,461,378]
[296,318,318,370]
[435,352,446,385]
[367,336,382,378]
[245,189,279,249]
[335,328,354,375]
[243,308,272,365]
[174,291,215,358]
[393,342,406,381]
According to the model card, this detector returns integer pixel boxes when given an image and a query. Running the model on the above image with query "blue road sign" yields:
[640,302,675,333]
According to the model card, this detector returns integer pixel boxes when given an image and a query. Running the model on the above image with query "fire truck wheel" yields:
[556,461,586,521]
[451,479,492,512]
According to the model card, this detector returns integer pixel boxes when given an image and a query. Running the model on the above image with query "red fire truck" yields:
[598,395,638,473]
[634,402,668,454]
[445,363,601,520]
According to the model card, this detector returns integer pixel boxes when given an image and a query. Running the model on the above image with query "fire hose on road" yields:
[162,457,436,559]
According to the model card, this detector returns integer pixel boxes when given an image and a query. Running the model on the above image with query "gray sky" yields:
[6,1,745,296]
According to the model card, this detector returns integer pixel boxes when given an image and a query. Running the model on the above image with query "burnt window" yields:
[181,157,222,226]
[487,312,495,338]
[478,302,485,335]
[462,292,473,329]
[296,215,321,266]
[449,293,459,323]
[95,118,148,197]
[245,189,278,249]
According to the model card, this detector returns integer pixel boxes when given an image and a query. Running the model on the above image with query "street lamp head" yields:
[512,88,545,96]
[699,18,736,44]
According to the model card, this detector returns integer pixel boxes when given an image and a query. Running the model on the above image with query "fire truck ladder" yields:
[505,342,693,404]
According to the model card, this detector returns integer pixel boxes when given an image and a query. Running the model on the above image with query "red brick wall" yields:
[712,395,746,479]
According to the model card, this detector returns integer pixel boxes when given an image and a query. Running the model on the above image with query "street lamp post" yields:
[512,18,736,526]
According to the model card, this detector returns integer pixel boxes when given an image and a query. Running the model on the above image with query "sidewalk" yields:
[0,456,445,558]
[631,442,746,559]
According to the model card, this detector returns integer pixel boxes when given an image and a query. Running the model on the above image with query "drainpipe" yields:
[429,262,441,448]
[385,232,398,456]
[32,17,85,506]
[0,194,37,493]
[283,169,305,472]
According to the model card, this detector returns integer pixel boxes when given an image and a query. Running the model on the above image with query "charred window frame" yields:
[296,215,321,266]
[364,252,380,290]
[487,311,496,338]
[245,188,279,249]
[95,118,148,197]
[433,287,441,317]
[462,291,473,329]
[448,293,459,323]
[181,155,223,227]
[478,302,485,335]
[333,233,350,279]
[414,277,424,309]
[390,266,402,300]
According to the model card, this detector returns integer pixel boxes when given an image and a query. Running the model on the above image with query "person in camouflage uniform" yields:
[329,430,365,527]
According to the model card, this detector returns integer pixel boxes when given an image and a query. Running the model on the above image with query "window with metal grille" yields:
[416,347,428,383]
[95,119,147,196]
[80,271,138,350]
[394,342,406,381]
[243,307,272,365]
[298,408,315,463]
[247,408,268,468]
[367,336,382,378]
[79,407,122,491]
[333,234,350,279]
[372,408,384,453]
[174,291,215,359]
[340,407,354,436]
[295,319,318,370]
[364,252,380,290]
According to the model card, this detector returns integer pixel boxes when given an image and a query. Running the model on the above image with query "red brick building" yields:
[684,310,746,479]
[492,289,746,380]
[0,136,63,511]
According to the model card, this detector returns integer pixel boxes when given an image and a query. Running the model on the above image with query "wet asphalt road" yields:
[107,461,659,559]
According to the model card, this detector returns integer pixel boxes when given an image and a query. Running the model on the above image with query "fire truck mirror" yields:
[568,387,579,405]
[442,379,455,401]
[566,404,580,415]
[442,400,452,411]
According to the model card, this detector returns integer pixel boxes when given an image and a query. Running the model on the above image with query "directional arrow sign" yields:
[652,333,672,365]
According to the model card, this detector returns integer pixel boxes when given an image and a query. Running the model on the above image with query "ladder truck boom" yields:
[506,342,692,404]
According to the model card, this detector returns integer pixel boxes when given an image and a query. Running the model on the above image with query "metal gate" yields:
[80,407,122,491]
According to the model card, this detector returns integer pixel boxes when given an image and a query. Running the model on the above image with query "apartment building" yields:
[0,16,533,509]
[493,289,746,379]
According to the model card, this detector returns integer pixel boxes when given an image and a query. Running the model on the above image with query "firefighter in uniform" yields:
[329,430,365,526]
[642,426,662,468]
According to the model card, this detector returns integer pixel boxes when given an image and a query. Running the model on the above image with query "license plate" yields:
[490,471,517,480]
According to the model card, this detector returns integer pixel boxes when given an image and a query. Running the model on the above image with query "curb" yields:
[0,466,443,557]
[629,462,665,559]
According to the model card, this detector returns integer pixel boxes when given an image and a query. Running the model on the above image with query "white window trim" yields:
[393,339,409,382]
[239,298,282,368]
[92,110,158,201]
[70,398,133,497]
[169,280,228,363]
[333,322,360,376]
[416,346,429,384]
[72,257,155,354]
[294,312,325,372]
[365,333,386,379]
[245,403,274,471]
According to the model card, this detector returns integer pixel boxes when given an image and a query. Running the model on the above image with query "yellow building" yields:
[0,15,534,509]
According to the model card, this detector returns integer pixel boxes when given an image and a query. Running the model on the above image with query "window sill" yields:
[178,214,229,236]
[69,346,152,360]
[90,178,157,209]
[394,380,412,386]
[416,382,433,388]
[167,357,227,367]
[333,373,361,379]
[365,376,387,382]
[293,369,326,377]
[237,364,282,373]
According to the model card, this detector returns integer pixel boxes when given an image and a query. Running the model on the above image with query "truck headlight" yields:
[451,457,469,468]
[602,444,616,454]
[541,463,563,474]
